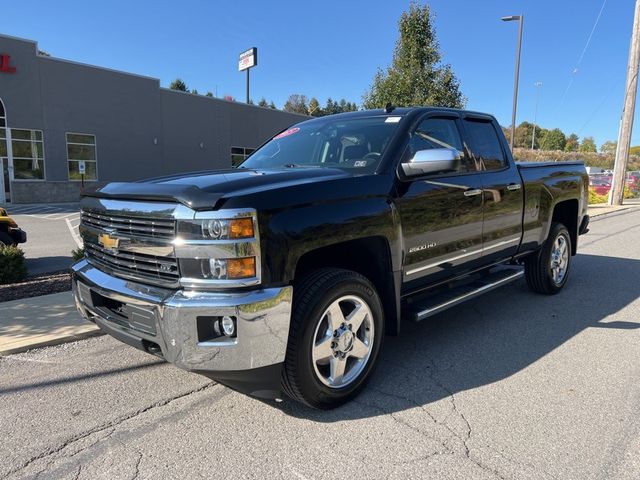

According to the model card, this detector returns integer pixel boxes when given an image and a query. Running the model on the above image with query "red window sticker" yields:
[273,127,300,139]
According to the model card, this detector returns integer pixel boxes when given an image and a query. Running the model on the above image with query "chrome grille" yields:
[85,243,179,286]
[81,210,175,239]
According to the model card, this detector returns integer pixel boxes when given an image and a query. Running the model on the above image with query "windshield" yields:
[239,116,402,173]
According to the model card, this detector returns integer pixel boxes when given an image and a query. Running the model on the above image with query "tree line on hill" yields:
[503,122,639,156]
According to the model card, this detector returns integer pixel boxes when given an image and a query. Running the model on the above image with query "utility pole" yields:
[610,0,640,205]
[532,81,543,149]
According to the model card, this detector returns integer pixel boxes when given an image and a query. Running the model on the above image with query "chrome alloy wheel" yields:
[311,295,375,389]
[550,234,569,285]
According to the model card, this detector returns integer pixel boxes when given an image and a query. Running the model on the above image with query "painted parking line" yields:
[66,217,83,248]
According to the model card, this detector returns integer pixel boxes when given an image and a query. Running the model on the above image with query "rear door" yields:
[395,113,485,291]
[462,116,523,264]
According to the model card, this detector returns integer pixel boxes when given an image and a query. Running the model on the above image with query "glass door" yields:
[0,157,9,203]
[0,99,10,203]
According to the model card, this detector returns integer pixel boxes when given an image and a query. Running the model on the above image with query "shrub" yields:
[588,188,608,204]
[71,247,85,262]
[0,246,27,284]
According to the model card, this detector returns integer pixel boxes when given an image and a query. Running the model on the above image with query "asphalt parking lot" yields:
[1,208,639,479]
[4,203,80,275]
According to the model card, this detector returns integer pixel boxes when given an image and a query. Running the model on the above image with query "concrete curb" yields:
[0,328,104,356]
[588,204,638,218]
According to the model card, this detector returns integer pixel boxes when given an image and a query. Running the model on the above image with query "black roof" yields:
[296,106,496,125]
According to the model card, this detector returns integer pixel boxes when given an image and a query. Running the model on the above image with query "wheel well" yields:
[552,200,578,255]
[294,237,399,335]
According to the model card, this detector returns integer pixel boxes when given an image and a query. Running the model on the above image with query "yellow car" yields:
[0,207,27,247]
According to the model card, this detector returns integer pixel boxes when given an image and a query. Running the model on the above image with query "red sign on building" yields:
[0,54,16,74]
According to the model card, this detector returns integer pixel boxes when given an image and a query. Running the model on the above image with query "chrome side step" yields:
[406,268,525,322]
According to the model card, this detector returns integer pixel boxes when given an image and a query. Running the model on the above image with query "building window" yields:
[66,133,97,180]
[231,146,255,167]
[11,129,45,180]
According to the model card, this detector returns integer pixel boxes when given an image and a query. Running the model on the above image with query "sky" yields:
[1,0,637,148]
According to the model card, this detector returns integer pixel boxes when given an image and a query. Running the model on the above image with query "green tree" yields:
[363,2,465,109]
[284,94,308,114]
[308,97,322,116]
[191,88,199,95]
[324,97,338,115]
[205,91,214,97]
[540,128,566,151]
[258,97,269,108]
[169,78,188,92]
[269,101,277,109]
[600,140,617,155]
[514,122,535,148]
[579,136,597,153]
[564,133,579,152]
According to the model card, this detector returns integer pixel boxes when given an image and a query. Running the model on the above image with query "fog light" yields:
[221,316,236,337]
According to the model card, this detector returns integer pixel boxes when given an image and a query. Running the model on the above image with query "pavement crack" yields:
[130,451,143,480]
[5,382,216,478]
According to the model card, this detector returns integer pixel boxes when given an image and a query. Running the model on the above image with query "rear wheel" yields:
[525,222,572,295]
[281,268,384,409]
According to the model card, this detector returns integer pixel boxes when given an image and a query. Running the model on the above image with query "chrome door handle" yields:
[463,189,483,197]
[507,183,521,191]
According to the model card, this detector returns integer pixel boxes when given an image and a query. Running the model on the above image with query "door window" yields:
[405,117,477,173]
[463,119,507,171]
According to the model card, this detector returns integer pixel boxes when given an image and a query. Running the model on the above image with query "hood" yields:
[83,167,351,210]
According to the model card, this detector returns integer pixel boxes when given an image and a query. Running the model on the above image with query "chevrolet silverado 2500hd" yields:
[72,107,589,409]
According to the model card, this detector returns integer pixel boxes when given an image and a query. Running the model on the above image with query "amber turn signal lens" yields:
[229,218,254,239]
[226,257,256,279]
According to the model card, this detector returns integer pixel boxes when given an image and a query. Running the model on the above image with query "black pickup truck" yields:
[72,107,589,408]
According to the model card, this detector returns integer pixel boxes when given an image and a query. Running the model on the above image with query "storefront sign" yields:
[0,54,16,74]
[238,48,257,71]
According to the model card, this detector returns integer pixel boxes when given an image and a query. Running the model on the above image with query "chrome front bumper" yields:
[71,259,292,372]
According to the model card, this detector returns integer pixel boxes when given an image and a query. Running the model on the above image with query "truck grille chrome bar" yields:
[81,210,176,239]
[85,243,179,286]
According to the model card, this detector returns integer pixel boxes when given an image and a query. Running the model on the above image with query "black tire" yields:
[0,231,14,247]
[281,268,384,409]
[525,222,572,295]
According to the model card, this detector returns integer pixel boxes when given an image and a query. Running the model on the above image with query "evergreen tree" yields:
[363,2,465,109]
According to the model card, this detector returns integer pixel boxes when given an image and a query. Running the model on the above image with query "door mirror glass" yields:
[401,148,461,177]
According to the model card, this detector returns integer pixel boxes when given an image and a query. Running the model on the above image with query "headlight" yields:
[180,257,257,281]
[178,218,254,240]
[176,209,260,289]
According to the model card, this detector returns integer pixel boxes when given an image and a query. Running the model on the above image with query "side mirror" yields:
[400,148,461,178]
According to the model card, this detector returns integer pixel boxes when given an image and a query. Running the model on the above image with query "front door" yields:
[0,157,9,203]
[395,114,485,292]
[0,99,9,203]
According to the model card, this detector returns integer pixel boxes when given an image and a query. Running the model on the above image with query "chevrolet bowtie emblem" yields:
[98,232,120,252]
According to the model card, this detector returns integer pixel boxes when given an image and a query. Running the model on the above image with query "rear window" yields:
[463,119,507,171]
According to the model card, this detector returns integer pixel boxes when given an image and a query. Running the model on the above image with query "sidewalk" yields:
[589,200,640,217]
[0,292,101,355]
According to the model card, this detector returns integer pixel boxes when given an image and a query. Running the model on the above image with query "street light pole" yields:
[532,81,542,149]
[502,15,524,152]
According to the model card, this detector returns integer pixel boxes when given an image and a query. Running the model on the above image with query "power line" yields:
[555,0,608,110]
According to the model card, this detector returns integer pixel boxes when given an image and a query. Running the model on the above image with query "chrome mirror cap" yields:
[401,148,461,177]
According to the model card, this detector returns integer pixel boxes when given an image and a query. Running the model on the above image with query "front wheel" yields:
[281,268,384,409]
[525,222,572,295]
